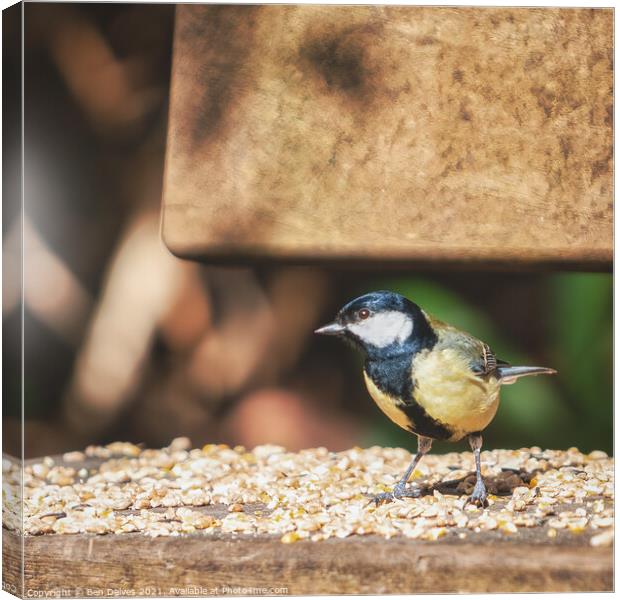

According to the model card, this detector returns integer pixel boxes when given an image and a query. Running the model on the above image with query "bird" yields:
[315,290,556,507]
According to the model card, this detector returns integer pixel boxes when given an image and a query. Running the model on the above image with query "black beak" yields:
[314,321,346,336]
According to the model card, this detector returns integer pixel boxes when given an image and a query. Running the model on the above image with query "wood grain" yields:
[162,6,612,267]
[3,528,613,596]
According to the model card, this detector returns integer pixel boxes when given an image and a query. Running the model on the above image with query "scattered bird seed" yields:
[2,440,613,545]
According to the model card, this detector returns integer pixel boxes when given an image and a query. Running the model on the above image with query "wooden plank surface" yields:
[2,445,614,595]
[2,527,613,596]
[162,6,612,267]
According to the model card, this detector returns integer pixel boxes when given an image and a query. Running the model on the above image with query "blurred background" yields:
[3,4,612,458]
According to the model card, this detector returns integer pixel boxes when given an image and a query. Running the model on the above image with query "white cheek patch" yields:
[348,311,414,348]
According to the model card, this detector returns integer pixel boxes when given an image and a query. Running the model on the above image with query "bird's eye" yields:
[358,308,370,320]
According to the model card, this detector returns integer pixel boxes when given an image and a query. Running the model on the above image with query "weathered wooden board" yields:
[2,447,614,596]
[162,6,612,267]
[2,527,613,596]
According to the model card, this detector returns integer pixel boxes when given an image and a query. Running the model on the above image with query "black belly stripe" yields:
[365,354,453,441]
[399,398,453,441]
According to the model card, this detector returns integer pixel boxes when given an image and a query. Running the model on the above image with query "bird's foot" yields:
[465,479,489,508]
[366,482,423,507]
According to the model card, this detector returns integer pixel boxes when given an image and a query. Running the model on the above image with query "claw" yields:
[365,483,423,507]
[466,479,489,508]
[365,491,394,507]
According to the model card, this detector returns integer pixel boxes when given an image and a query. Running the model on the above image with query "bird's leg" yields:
[466,432,489,508]
[369,436,432,506]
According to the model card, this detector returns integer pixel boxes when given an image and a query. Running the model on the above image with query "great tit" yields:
[315,290,556,507]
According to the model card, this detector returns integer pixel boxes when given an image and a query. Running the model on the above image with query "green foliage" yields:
[360,274,612,455]
[547,273,612,453]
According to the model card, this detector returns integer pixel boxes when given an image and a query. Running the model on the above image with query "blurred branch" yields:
[33,5,165,138]
[62,210,188,435]
[23,217,93,344]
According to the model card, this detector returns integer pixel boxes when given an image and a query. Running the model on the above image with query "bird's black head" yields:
[315,291,437,359]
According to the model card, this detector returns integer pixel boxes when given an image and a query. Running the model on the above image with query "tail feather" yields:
[498,366,557,384]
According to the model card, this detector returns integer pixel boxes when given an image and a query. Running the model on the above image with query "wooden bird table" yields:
[162,5,612,269]
[2,442,614,596]
[4,5,613,599]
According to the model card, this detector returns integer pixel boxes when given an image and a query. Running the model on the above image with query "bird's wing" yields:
[436,326,552,382]
[427,314,507,378]
[473,343,510,377]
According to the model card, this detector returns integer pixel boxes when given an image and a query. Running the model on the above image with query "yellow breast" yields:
[412,348,501,440]
[363,371,413,432]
